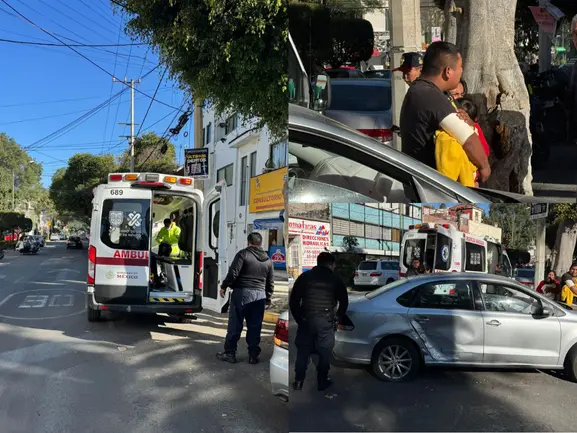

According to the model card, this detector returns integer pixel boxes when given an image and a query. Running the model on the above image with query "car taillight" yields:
[274,318,289,350]
[354,271,359,277]
[358,128,393,143]
[197,253,203,291]
[338,314,355,331]
[399,272,406,277]
[88,245,96,285]
[370,272,382,277]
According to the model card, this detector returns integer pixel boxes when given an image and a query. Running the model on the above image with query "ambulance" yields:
[86,172,228,321]
[399,223,512,278]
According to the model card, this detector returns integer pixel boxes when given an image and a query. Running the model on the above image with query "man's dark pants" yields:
[224,289,266,357]
[294,315,335,382]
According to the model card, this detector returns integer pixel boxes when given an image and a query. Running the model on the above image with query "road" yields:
[0,242,286,433]
[288,321,577,432]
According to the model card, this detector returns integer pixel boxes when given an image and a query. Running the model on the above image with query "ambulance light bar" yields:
[107,173,194,187]
[409,223,451,231]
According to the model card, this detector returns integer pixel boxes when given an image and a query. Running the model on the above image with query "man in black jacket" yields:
[290,252,348,392]
[216,232,274,364]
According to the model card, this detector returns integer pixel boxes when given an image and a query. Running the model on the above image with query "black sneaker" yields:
[216,352,237,363]
[248,355,260,364]
[293,380,304,391]
[318,377,333,392]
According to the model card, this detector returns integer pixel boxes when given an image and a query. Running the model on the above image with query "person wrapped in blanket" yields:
[434,97,490,187]
[560,263,577,306]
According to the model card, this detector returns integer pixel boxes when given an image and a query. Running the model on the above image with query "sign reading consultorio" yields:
[249,168,287,213]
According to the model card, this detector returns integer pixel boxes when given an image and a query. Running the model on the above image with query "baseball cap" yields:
[393,52,423,72]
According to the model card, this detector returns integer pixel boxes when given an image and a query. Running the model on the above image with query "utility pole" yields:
[115,77,141,171]
[389,0,422,151]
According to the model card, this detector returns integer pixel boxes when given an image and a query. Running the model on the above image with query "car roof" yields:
[289,104,488,203]
[405,272,526,286]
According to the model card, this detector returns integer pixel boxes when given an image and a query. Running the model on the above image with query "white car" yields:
[270,310,289,402]
[354,260,399,289]
[49,234,59,241]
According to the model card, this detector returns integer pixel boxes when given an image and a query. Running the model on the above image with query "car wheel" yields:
[87,306,101,322]
[371,337,421,382]
[564,346,577,382]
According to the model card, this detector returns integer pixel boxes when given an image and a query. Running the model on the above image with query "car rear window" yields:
[330,83,391,112]
[358,261,378,270]
[100,199,150,251]
[516,269,535,278]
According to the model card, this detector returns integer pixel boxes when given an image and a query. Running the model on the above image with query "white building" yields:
[198,107,287,270]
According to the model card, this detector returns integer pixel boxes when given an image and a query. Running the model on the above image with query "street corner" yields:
[0,288,86,320]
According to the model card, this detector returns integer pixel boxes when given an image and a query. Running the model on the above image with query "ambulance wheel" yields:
[87,306,101,322]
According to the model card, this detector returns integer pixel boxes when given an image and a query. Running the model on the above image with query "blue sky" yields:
[0,0,191,186]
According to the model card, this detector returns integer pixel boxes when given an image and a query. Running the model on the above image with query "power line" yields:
[102,20,124,153]
[0,38,145,47]
[136,67,168,137]
[1,0,181,112]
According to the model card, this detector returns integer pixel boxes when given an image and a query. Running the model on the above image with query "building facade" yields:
[423,204,502,242]
[199,108,287,269]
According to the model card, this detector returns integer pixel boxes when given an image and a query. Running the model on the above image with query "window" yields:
[270,140,288,168]
[208,199,220,251]
[381,261,399,270]
[479,283,540,314]
[239,156,248,206]
[250,151,257,178]
[330,82,391,112]
[205,123,212,145]
[403,238,425,269]
[434,233,452,271]
[465,242,485,272]
[100,199,150,251]
[365,278,407,299]
[225,114,238,134]
[217,164,234,187]
[396,287,418,307]
[358,261,378,271]
[413,281,474,310]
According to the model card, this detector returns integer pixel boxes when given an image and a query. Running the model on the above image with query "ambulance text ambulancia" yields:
[86,172,228,321]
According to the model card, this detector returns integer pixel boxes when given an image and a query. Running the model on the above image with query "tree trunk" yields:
[443,0,457,44]
[552,220,577,277]
[455,0,533,194]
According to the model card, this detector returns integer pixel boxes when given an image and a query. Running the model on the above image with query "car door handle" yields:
[486,320,501,326]
[415,315,429,323]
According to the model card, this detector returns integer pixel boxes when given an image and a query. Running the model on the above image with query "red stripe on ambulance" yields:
[96,250,149,267]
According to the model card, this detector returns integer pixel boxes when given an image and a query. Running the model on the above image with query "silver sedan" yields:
[334,273,577,382]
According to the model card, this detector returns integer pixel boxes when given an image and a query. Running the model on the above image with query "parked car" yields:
[325,68,365,79]
[270,310,289,402]
[364,69,392,80]
[515,267,536,288]
[288,103,562,204]
[324,78,393,145]
[334,273,577,382]
[49,233,59,241]
[66,236,83,249]
[354,260,399,289]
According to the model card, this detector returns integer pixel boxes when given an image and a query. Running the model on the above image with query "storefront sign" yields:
[529,6,557,38]
[288,218,331,270]
[249,168,287,213]
[184,148,209,179]
[269,246,286,270]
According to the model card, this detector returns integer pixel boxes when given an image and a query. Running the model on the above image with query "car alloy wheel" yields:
[371,337,421,382]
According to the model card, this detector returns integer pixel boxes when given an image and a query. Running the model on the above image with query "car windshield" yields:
[330,83,391,112]
[366,278,407,299]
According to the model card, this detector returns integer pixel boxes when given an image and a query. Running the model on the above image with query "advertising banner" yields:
[249,168,287,213]
[288,218,331,270]
[184,148,209,179]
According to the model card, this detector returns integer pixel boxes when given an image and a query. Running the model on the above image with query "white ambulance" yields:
[86,172,228,321]
[399,223,512,278]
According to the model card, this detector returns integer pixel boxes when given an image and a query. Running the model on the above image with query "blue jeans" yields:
[224,289,266,357]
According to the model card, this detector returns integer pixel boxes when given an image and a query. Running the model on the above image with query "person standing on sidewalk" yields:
[393,52,423,87]
[290,252,349,392]
[216,233,274,365]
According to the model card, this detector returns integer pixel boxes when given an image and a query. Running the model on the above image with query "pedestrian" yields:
[559,263,577,306]
[406,257,424,277]
[449,78,468,102]
[216,232,274,365]
[393,52,423,87]
[290,252,348,392]
[399,41,490,182]
[536,271,560,301]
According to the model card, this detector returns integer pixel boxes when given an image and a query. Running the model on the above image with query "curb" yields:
[263,312,279,324]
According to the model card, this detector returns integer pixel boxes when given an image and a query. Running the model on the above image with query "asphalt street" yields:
[288,321,577,432]
[0,242,286,433]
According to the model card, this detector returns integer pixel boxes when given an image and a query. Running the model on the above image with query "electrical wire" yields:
[103,20,124,153]
[0,38,145,47]
[1,0,182,112]
[136,67,168,137]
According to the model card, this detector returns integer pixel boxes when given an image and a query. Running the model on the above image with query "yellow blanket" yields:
[434,130,477,187]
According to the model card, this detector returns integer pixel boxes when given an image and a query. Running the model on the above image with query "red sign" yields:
[529,6,557,37]
[271,249,285,264]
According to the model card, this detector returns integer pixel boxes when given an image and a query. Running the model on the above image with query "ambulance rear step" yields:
[148,291,194,303]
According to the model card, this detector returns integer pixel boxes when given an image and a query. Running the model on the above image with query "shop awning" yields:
[253,218,283,230]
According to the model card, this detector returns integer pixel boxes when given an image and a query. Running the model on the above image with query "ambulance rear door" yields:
[201,182,228,313]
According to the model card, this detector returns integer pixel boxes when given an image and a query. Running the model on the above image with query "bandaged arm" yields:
[439,113,490,170]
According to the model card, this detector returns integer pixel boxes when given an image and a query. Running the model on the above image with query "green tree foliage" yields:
[289,2,374,70]
[115,0,288,137]
[483,204,535,250]
[117,132,178,173]
[0,133,43,213]
[50,154,116,222]
[0,212,32,231]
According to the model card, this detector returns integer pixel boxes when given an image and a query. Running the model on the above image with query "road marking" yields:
[0,288,85,320]
[18,295,49,308]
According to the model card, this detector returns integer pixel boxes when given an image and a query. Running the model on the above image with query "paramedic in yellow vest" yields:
[156,218,181,257]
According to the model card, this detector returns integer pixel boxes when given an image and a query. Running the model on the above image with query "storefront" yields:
[249,168,287,270]
[288,217,331,273]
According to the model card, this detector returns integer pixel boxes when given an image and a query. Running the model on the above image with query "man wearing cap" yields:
[393,52,423,87]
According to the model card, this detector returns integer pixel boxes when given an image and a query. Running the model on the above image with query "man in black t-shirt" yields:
[400,42,490,182]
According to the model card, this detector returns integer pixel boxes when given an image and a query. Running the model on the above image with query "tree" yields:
[117,132,178,173]
[550,204,577,276]
[483,204,535,250]
[50,154,116,222]
[115,0,288,137]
